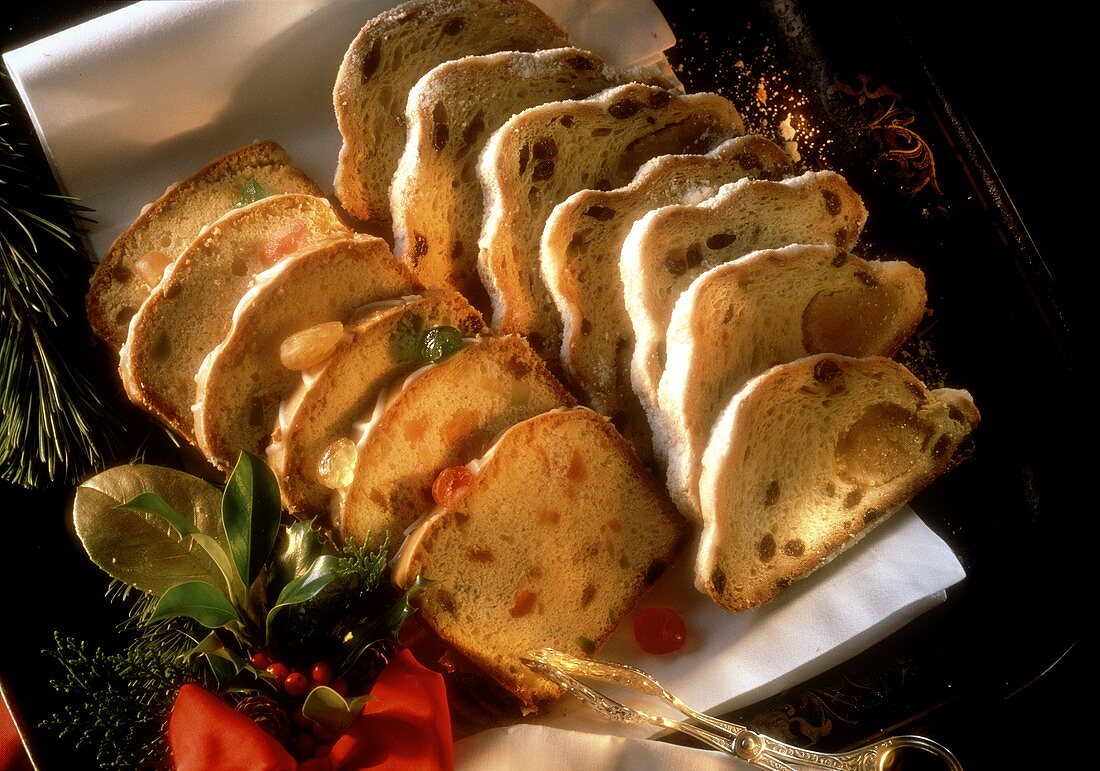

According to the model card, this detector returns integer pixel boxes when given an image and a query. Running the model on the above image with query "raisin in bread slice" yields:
[696,355,979,613]
[621,170,868,445]
[334,0,568,225]
[479,83,744,362]
[392,407,687,711]
[339,335,574,550]
[540,135,791,462]
[120,194,352,442]
[393,47,671,313]
[88,141,322,350]
[659,245,927,519]
[193,236,421,472]
[269,292,485,520]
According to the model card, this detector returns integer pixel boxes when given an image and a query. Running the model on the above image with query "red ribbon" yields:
[168,648,453,771]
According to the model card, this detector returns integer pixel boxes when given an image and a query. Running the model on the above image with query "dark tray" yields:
[1,1,1084,768]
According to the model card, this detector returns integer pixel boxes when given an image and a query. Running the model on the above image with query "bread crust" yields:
[333,0,568,224]
[695,355,979,613]
[87,141,322,349]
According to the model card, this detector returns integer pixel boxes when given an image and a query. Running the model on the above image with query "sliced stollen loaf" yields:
[621,170,868,440]
[120,194,352,442]
[696,354,979,613]
[193,236,421,472]
[392,407,688,711]
[339,335,574,550]
[269,292,485,520]
[334,0,568,224]
[659,245,927,518]
[479,83,744,362]
[540,135,791,461]
[392,47,670,313]
[88,141,322,350]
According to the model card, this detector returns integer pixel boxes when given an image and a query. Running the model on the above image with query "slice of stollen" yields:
[391,407,688,711]
[392,47,670,314]
[119,194,352,442]
[88,141,322,350]
[338,335,574,550]
[658,245,927,518]
[269,291,485,520]
[620,169,868,447]
[540,135,791,462]
[193,236,421,472]
[479,83,744,363]
[333,0,568,224]
[696,354,980,613]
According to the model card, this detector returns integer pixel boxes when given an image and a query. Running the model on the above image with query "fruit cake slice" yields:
[540,135,791,461]
[193,236,421,472]
[269,292,485,520]
[333,0,568,224]
[338,335,574,549]
[620,170,868,440]
[658,245,927,518]
[696,355,979,613]
[478,83,744,362]
[88,141,322,350]
[119,194,352,442]
[392,407,688,711]
[392,47,670,313]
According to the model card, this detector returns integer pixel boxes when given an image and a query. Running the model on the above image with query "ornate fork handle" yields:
[522,648,963,771]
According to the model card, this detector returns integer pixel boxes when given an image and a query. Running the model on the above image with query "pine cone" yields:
[234,694,291,744]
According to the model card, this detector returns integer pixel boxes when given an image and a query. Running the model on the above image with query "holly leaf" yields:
[340,575,435,674]
[270,518,327,593]
[72,465,226,595]
[266,555,338,629]
[301,686,372,733]
[151,581,239,628]
[222,451,282,587]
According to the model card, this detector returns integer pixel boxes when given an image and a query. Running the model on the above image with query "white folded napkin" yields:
[4,3,966,766]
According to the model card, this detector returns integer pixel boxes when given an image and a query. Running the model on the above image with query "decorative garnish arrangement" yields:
[45,451,430,766]
[0,76,118,488]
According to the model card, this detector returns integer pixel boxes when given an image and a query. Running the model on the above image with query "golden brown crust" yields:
[87,141,322,349]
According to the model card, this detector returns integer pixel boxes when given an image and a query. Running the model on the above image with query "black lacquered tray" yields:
[1,1,1084,768]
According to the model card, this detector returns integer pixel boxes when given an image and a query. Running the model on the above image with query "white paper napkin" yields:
[4,3,967,766]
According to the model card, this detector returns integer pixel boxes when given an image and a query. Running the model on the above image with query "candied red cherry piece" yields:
[633,607,687,654]
[432,465,475,507]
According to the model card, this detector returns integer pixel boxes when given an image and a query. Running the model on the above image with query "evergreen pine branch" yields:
[0,77,120,487]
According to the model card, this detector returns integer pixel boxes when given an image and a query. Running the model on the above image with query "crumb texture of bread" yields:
[658,245,927,517]
[478,83,744,363]
[397,408,687,709]
[87,141,322,350]
[334,0,568,224]
[119,194,352,442]
[696,355,980,613]
[339,335,574,549]
[621,169,869,438]
[541,135,791,461]
[392,47,669,314]
[193,236,421,472]
[274,292,485,520]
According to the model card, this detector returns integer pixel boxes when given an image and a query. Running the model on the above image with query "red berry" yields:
[250,651,271,669]
[431,465,475,507]
[292,732,316,759]
[633,607,687,654]
[311,661,334,685]
[284,671,309,696]
[267,662,289,683]
[330,678,348,697]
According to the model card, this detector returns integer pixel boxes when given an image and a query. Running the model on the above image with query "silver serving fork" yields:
[522,648,963,770]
